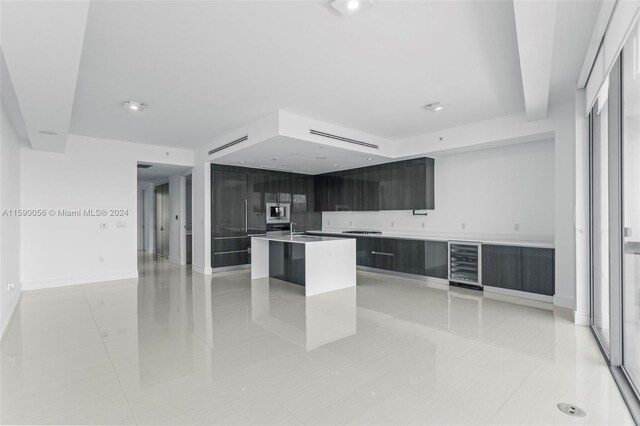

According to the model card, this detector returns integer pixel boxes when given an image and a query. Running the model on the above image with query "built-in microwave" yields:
[266,203,290,224]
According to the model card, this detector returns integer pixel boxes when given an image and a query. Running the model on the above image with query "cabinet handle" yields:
[214,250,249,255]
[245,198,248,233]
[214,236,247,240]
[371,251,394,256]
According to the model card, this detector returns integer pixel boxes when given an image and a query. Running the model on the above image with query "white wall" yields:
[323,139,555,240]
[0,98,23,337]
[20,135,193,290]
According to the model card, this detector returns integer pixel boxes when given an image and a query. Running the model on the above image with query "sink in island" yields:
[251,235,356,296]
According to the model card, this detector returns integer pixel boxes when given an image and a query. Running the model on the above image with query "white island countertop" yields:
[251,234,346,244]
[251,235,356,296]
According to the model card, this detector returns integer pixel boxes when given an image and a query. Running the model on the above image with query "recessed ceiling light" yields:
[331,0,375,16]
[423,102,446,112]
[333,164,339,167]
[239,161,245,164]
[38,130,59,136]
[366,157,373,161]
[124,100,146,112]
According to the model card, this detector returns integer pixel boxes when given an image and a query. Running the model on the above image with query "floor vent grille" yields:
[208,135,249,156]
[309,129,378,150]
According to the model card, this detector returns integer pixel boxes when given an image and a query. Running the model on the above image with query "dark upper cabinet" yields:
[312,157,433,212]
[352,166,380,211]
[211,169,248,237]
[403,158,435,210]
[314,173,341,212]
[424,241,448,279]
[482,245,522,290]
[265,172,291,204]
[291,174,320,231]
[521,248,555,296]
[379,162,405,211]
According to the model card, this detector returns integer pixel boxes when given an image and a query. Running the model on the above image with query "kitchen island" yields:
[251,235,356,296]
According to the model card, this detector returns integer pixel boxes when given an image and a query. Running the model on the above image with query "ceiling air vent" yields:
[208,135,249,156]
[137,164,152,169]
[309,129,378,150]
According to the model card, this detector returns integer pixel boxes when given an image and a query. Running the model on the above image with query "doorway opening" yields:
[137,162,193,265]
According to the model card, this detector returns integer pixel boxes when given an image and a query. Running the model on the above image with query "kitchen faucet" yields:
[290,222,297,238]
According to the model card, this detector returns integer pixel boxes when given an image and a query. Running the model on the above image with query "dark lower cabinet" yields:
[521,248,555,296]
[356,237,373,267]
[482,244,555,296]
[396,239,425,275]
[212,236,250,268]
[424,241,448,279]
[269,241,305,286]
[482,245,522,290]
[370,238,397,271]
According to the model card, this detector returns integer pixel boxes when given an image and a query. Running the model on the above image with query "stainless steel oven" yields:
[266,203,290,224]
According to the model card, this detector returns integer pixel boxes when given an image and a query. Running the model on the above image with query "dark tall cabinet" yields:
[211,164,320,269]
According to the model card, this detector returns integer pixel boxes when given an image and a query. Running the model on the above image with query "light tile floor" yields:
[0,253,634,425]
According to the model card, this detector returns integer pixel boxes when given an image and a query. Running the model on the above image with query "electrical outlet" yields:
[99,256,104,263]
[6,283,15,291]
[514,223,520,231]
[461,223,466,229]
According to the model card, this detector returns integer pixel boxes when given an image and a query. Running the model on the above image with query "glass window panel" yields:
[592,92,611,350]
[623,22,640,394]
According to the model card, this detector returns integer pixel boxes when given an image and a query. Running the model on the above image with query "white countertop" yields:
[307,229,555,249]
[251,235,349,245]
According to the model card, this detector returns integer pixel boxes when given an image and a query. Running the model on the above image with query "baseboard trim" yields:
[1,290,22,342]
[169,256,185,266]
[192,264,212,275]
[483,285,554,304]
[574,311,590,326]
[356,266,450,291]
[553,294,575,309]
[212,264,251,273]
[22,271,139,291]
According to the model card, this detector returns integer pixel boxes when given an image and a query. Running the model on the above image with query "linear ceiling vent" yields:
[208,135,249,156]
[137,164,152,169]
[309,129,379,150]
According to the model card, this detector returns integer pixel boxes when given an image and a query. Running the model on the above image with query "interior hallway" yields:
[0,253,633,425]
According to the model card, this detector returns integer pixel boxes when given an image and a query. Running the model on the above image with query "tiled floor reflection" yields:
[0,253,634,425]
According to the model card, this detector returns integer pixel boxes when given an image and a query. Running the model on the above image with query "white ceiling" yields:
[68,0,536,149]
[2,0,602,152]
[212,135,392,174]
